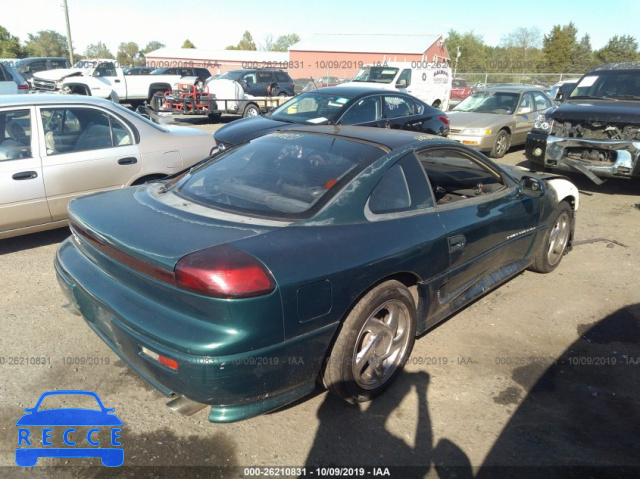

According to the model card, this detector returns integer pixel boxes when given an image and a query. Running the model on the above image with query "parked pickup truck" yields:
[31,59,185,105]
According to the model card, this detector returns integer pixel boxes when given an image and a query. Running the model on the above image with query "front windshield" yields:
[569,70,640,99]
[217,71,243,81]
[174,132,384,220]
[453,92,519,114]
[352,66,399,84]
[269,92,352,124]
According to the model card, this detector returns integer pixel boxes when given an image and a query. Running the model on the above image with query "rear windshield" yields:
[217,71,243,81]
[174,133,384,220]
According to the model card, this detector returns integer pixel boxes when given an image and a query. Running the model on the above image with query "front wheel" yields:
[323,280,416,403]
[529,202,572,273]
[490,130,510,158]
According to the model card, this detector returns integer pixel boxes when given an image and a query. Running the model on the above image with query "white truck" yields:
[343,61,452,110]
[31,59,185,105]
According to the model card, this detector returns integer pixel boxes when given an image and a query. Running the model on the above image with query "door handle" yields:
[12,171,38,180]
[448,234,466,253]
[115,79,121,83]
[118,157,137,165]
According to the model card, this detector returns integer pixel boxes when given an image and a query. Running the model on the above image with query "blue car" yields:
[16,390,123,467]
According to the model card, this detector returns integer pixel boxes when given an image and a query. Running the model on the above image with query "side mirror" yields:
[396,79,407,88]
[518,176,545,198]
[555,92,565,102]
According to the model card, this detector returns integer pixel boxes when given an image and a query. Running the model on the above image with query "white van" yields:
[343,61,452,110]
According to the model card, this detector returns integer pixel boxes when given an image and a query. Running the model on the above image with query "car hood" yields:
[68,186,278,271]
[16,409,122,426]
[448,111,513,129]
[32,68,85,81]
[552,100,640,123]
[214,116,293,146]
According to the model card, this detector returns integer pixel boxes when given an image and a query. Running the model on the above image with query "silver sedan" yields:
[0,94,215,239]
[448,87,553,158]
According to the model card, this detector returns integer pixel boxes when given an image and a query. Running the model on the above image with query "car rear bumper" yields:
[526,132,640,183]
[55,237,337,422]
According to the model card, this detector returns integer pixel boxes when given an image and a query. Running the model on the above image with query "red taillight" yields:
[438,115,450,127]
[18,84,29,90]
[175,245,275,298]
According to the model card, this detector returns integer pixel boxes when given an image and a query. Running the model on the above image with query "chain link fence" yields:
[455,72,584,88]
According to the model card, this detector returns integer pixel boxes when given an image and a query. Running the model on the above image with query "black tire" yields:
[323,280,416,403]
[529,201,572,273]
[432,100,441,109]
[490,130,510,158]
[278,92,287,97]
[243,104,260,118]
[149,91,165,111]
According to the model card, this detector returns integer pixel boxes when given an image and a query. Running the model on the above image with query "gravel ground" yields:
[1,119,639,477]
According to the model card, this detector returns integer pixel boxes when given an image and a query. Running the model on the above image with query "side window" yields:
[384,96,415,119]
[41,108,132,155]
[416,148,504,206]
[532,91,551,111]
[368,155,434,215]
[49,60,68,69]
[242,73,257,84]
[397,69,412,87]
[369,164,411,214]
[0,109,32,160]
[94,62,117,77]
[517,93,534,114]
[275,72,290,82]
[257,71,274,83]
[0,65,9,81]
[340,96,382,125]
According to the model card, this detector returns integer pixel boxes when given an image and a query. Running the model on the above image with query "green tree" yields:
[0,26,24,58]
[117,41,143,66]
[595,35,639,63]
[25,30,69,58]
[182,39,196,49]
[497,27,543,72]
[570,34,595,72]
[85,41,114,59]
[226,31,257,51]
[271,33,300,52]
[542,23,578,72]
[445,30,488,72]
[141,41,165,55]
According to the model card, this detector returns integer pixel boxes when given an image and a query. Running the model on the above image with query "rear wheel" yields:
[530,202,572,273]
[243,104,260,117]
[323,280,416,403]
[490,130,510,158]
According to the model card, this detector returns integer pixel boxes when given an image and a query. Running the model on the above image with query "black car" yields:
[213,86,450,150]
[151,67,211,79]
[12,57,71,82]
[526,62,640,184]
[212,69,295,97]
[123,66,154,75]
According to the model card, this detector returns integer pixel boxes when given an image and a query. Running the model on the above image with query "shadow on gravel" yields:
[305,305,640,478]
[0,228,70,255]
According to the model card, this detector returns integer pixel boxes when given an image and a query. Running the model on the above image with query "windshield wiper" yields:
[570,95,616,100]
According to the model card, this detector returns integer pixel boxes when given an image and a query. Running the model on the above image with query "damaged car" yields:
[526,62,640,184]
[55,126,578,422]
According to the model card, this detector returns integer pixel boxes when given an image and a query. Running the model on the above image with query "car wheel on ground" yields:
[529,201,572,273]
[323,280,416,403]
[243,104,260,118]
[490,130,510,158]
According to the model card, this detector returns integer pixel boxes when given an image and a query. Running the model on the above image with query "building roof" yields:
[289,34,443,54]
[144,48,288,62]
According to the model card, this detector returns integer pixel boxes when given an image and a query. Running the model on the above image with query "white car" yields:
[0,62,29,95]
[0,94,215,239]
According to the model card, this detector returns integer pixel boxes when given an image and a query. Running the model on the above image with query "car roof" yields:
[281,125,454,151]
[0,94,117,108]
[304,85,412,97]
[476,86,547,93]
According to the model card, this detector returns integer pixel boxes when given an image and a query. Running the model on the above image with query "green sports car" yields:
[55,126,579,422]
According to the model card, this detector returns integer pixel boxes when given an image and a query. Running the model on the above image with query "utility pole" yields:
[63,0,74,64]
[454,46,461,78]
